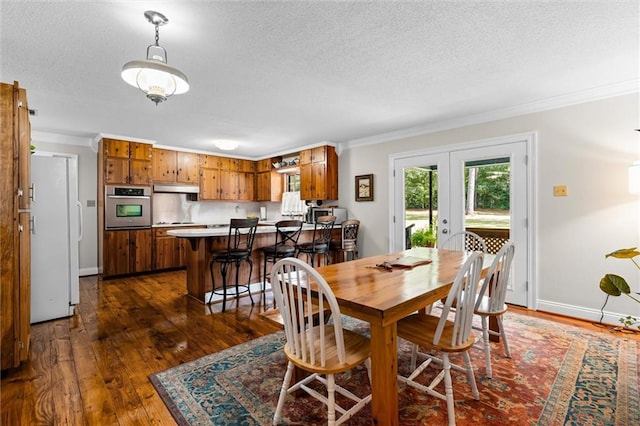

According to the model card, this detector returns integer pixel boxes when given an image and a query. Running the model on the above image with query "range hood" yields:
[153,183,200,194]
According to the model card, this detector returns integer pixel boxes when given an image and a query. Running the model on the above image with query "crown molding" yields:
[342,80,640,150]
[31,131,93,147]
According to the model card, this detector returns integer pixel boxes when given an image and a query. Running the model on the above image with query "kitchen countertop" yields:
[153,220,300,228]
[167,222,321,237]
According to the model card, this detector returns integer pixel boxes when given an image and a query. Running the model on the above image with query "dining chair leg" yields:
[481,315,492,378]
[327,373,336,426]
[498,316,511,357]
[273,361,294,425]
[442,354,456,426]
[463,352,479,399]
[410,343,418,370]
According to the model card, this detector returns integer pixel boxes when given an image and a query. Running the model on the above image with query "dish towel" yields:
[281,191,307,216]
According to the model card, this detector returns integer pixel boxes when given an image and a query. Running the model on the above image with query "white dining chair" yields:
[474,241,516,378]
[439,230,487,253]
[270,257,371,426]
[397,251,484,426]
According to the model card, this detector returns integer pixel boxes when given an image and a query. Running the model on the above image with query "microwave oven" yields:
[307,207,347,224]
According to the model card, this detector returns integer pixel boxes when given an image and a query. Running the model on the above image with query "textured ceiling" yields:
[1,1,638,158]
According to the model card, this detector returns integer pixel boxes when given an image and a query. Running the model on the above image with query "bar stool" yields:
[261,220,303,303]
[330,219,360,262]
[208,217,259,312]
[296,215,336,267]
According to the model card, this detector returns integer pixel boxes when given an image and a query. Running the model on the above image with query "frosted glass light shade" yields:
[122,59,189,104]
[629,161,640,194]
[214,140,239,151]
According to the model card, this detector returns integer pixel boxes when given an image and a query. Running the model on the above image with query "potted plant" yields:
[599,247,640,330]
[411,226,437,248]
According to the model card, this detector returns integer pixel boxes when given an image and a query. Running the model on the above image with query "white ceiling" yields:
[1,1,638,159]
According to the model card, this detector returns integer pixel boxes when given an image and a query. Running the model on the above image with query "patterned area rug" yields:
[149,312,640,425]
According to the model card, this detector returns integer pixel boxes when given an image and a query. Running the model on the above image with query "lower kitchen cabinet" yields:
[103,229,152,277]
[154,226,204,271]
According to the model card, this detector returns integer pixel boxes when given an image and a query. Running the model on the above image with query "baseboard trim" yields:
[536,299,629,328]
[80,267,99,277]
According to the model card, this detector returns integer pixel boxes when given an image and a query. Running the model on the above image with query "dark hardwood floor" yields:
[1,271,637,425]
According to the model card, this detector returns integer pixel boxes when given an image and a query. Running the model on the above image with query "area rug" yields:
[149,312,640,425]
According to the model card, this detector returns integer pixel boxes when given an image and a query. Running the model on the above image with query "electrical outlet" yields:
[553,185,568,197]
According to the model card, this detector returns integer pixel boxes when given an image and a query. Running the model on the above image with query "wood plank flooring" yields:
[1,271,637,425]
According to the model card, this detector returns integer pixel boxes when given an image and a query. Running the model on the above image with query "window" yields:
[286,173,300,192]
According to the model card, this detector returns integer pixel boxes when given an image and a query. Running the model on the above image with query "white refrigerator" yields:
[30,152,82,323]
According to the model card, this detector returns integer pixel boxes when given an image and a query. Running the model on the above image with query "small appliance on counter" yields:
[307,207,347,224]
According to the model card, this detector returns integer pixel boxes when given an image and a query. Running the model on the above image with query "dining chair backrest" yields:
[434,251,484,347]
[225,217,259,256]
[339,219,360,250]
[274,219,303,248]
[270,257,347,367]
[475,241,515,313]
[310,215,336,250]
[439,231,487,253]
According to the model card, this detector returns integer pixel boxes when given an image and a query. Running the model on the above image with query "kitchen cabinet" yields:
[200,167,222,200]
[102,138,153,185]
[153,226,204,270]
[238,171,255,201]
[256,159,283,202]
[300,145,338,200]
[1,81,31,371]
[152,148,199,184]
[103,229,152,277]
[199,154,256,201]
[223,159,255,200]
[199,154,223,200]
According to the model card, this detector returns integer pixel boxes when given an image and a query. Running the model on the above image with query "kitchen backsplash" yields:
[152,193,283,225]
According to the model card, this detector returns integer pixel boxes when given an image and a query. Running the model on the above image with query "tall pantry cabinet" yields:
[0,81,32,371]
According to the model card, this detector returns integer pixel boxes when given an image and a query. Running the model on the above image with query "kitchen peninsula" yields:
[169,223,339,302]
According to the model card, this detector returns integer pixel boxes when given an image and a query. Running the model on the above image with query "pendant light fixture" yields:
[121,10,189,105]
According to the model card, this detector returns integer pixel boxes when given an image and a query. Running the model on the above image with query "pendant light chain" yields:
[155,24,160,46]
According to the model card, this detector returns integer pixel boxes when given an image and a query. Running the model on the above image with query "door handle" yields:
[77,201,83,241]
[29,216,36,234]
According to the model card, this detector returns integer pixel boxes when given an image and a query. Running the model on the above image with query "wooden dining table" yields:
[312,247,493,425]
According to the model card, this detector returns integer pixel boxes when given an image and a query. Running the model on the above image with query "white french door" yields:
[391,136,531,307]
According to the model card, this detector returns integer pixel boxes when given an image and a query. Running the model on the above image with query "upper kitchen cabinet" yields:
[199,154,223,200]
[300,145,338,200]
[256,158,283,202]
[102,138,152,185]
[199,155,255,201]
[152,148,199,184]
[1,81,31,371]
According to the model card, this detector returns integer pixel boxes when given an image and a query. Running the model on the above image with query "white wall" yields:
[337,93,640,324]
[30,133,98,276]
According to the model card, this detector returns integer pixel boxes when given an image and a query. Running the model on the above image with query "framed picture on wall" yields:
[355,174,374,202]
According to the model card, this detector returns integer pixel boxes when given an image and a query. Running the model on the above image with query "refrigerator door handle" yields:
[77,201,83,242]
[30,216,36,234]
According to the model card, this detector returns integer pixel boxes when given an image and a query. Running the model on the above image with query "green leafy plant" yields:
[599,247,640,329]
[411,226,436,248]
